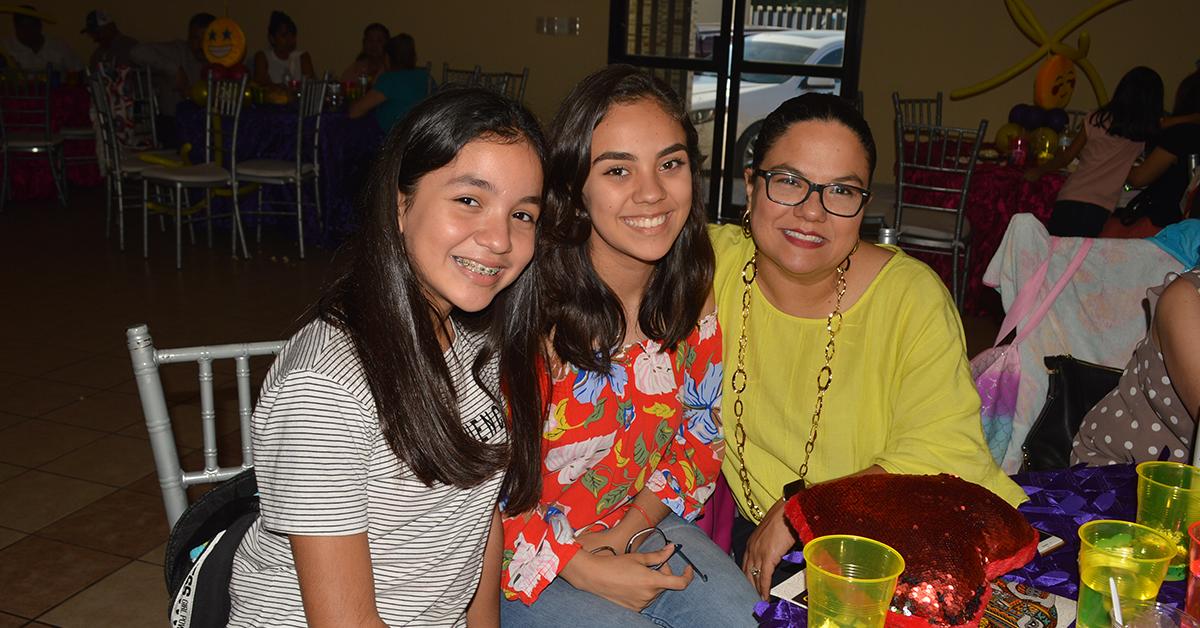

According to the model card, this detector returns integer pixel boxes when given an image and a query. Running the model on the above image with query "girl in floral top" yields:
[498,64,761,627]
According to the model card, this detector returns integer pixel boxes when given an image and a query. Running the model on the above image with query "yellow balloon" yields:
[994,122,1025,153]
[190,80,207,106]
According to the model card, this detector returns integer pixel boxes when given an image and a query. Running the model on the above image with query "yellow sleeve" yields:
[870,261,1028,507]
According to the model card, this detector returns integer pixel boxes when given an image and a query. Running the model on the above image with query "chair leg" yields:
[313,171,323,238]
[232,186,250,259]
[176,183,184,269]
[115,176,125,252]
[204,190,213,249]
[255,186,263,244]
[296,178,305,259]
[50,146,68,207]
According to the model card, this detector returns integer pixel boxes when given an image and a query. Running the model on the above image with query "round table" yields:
[175,102,384,250]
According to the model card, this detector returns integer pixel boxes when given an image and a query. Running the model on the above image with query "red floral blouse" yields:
[500,312,724,604]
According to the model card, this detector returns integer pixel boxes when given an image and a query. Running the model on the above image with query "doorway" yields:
[608,0,866,222]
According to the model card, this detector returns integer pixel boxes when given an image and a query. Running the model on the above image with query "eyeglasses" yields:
[754,169,871,218]
[589,526,709,582]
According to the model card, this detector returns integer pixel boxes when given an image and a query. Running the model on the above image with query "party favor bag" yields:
[971,237,1091,464]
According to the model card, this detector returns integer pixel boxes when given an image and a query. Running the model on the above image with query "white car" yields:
[690,30,845,174]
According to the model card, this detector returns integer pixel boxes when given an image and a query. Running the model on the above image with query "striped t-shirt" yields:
[227,318,506,627]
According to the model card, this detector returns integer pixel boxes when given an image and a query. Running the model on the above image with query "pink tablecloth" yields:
[2,84,103,201]
[901,161,1065,316]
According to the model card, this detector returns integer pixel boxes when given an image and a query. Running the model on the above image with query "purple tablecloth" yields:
[176,102,383,249]
[755,464,1188,627]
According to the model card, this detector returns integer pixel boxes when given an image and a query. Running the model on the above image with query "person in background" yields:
[83,9,138,68]
[130,12,215,147]
[1023,66,1165,237]
[348,34,434,134]
[1123,70,1200,218]
[340,22,389,86]
[252,10,314,87]
[2,5,84,72]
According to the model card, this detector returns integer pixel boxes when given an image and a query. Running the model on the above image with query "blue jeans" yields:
[499,513,761,627]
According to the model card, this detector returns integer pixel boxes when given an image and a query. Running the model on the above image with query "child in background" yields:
[252,11,315,87]
[1024,66,1164,237]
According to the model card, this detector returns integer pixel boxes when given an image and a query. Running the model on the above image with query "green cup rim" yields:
[803,534,906,583]
[1078,519,1177,563]
[1136,461,1200,492]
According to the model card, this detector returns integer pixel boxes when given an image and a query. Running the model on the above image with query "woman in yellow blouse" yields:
[710,93,1026,600]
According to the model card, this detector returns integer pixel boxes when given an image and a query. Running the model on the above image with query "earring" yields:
[741,206,753,238]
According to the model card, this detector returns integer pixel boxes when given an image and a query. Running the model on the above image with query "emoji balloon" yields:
[204,17,246,66]
[1034,55,1077,110]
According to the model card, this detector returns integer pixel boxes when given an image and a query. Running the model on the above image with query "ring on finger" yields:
[750,567,762,576]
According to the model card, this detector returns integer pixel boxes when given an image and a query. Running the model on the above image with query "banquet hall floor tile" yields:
[0,187,340,627]
[0,186,1000,626]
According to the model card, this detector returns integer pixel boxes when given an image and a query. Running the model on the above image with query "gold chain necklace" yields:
[731,249,850,524]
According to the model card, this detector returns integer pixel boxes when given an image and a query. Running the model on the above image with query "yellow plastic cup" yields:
[1077,520,1176,628]
[804,535,905,628]
[1137,461,1200,581]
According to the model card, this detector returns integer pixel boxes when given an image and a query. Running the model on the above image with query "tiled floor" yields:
[0,185,1000,627]
[0,186,340,627]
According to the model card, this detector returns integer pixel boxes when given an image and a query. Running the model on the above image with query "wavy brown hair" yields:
[540,64,713,371]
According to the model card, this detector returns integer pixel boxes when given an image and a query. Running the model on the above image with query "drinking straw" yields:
[1110,576,1124,627]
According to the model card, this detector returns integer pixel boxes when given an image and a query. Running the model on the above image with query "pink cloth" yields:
[695,472,734,553]
[1057,111,1144,211]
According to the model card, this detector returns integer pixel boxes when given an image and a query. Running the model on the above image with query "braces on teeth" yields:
[455,257,500,276]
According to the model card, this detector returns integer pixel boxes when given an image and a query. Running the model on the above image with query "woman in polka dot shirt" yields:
[1072,268,1200,465]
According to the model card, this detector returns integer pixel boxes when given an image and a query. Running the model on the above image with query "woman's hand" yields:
[559,545,694,611]
[742,498,797,601]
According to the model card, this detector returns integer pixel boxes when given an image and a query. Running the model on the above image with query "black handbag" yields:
[1020,355,1123,472]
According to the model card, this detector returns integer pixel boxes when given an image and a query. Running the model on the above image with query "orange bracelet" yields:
[628,503,653,528]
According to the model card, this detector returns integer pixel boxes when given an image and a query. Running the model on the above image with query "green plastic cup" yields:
[1137,462,1200,581]
[1078,520,1177,628]
[804,535,905,628]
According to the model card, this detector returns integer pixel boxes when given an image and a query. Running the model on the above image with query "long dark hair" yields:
[541,64,713,371]
[355,22,390,62]
[752,92,877,184]
[318,88,547,514]
[1090,66,1163,142]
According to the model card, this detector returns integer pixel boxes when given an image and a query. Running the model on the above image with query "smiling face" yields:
[582,99,692,279]
[745,119,871,287]
[203,17,246,65]
[399,137,543,319]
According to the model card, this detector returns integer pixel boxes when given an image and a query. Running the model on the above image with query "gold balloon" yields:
[190,80,207,106]
[994,122,1025,153]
